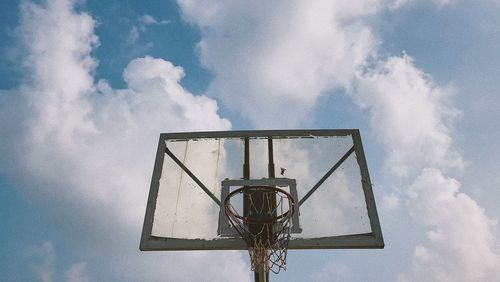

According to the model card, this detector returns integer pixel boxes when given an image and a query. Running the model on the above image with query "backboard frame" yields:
[140,129,384,251]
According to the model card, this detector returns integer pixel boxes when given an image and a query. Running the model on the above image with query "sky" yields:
[1,0,499,281]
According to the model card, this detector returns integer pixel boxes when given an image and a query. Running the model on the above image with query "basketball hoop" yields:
[224,186,295,274]
[141,130,385,281]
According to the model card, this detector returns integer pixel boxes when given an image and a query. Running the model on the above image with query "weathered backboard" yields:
[140,130,384,251]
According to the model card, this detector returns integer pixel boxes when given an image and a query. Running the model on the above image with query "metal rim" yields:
[224,185,295,222]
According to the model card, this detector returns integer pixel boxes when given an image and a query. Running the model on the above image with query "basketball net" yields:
[224,186,295,274]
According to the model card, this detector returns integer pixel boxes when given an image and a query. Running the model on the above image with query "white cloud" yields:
[1,0,246,280]
[176,0,454,128]
[19,0,98,146]
[174,0,465,126]
[177,0,385,127]
[352,54,463,178]
[407,168,500,281]
[139,14,170,26]
[128,14,170,44]
[352,53,500,280]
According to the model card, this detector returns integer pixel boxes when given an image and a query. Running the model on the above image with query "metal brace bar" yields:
[298,146,355,206]
[165,146,221,206]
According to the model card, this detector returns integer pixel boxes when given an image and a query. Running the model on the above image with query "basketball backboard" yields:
[140,129,383,251]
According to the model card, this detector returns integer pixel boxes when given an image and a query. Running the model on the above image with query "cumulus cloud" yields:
[352,53,500,280]
[177,0,389,127]
[352,54,463,178]
[176,0,455,128]
[1,0,247,280]
[407,168,500,281]
[172,1,461,126]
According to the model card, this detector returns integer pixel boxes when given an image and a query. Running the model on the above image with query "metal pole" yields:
[258,265,267,282]
[243,137,250,180]
[264,137,276,282]
[242,138,265,282]
[243,138,250,219]
[268,137,275,178]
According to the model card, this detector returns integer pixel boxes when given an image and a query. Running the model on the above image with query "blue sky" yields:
[1,0,499,281]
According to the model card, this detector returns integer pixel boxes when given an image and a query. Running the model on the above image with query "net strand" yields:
[224,186,295,274]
